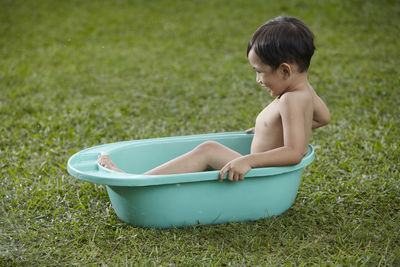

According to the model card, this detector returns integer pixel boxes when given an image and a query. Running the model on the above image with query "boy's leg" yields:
[98,141,242,175]
[144,141,242,175]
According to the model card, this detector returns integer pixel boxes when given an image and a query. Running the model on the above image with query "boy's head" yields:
[247,16,315,73]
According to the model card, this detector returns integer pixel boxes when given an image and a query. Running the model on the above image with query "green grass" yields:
[1,0,399,265]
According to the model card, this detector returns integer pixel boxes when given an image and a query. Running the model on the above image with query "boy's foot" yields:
[98,155,124,172]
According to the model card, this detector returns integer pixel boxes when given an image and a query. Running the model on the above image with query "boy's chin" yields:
[267,89,275,97]
[264,87,279,97]
[268,89,283,98]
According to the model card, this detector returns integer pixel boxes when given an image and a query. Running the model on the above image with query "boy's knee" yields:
[195,141,221,153]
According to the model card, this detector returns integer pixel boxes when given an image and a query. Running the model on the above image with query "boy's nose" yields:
[256,75,262,85]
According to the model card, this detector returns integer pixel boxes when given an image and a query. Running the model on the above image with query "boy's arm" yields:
[246,93,307,166]
[220,93,306,181]
[311,89,330,129]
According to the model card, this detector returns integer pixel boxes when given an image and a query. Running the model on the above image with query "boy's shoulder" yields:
[277,88,312,109]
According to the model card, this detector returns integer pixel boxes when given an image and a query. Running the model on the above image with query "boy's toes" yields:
[98,155,109,167]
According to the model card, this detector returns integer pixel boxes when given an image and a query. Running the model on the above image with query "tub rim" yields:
[67,132,314,187]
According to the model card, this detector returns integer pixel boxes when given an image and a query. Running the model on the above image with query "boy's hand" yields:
[245,127,255,134]
[219,157,251,182]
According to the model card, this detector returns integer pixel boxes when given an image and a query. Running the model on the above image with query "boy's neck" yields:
[284,71,310,94]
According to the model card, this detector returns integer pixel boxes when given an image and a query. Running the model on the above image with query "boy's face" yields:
[248,49,287,98]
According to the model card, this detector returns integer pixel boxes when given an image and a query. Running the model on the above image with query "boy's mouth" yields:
[259,84,272,94]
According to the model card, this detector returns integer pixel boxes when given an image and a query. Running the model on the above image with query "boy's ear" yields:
[279,63,291,79]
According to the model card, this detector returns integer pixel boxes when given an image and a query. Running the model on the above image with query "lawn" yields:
[1,0,399,265]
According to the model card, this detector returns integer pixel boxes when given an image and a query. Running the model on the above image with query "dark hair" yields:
[247,16,315,72]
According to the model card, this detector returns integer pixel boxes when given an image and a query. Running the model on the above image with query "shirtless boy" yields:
[98,16,330,182]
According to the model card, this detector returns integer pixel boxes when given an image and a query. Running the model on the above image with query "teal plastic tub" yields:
[67,132,314,228]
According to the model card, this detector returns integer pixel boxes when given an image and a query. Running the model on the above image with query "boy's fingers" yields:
[236,174,240,181]
[220,164,244,182]
[220,162,233,181]
[227,172,231,181]
[245,127,255,133]
[231,173,236,182]
[219,166,227,181]
[228,170,235,181]
[234,174,240,182]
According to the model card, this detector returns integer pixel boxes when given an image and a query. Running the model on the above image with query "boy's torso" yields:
[250,89,313,155]
[251,99,284,154]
